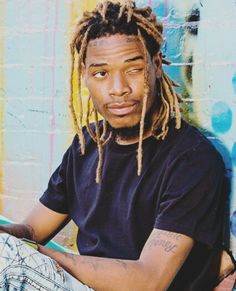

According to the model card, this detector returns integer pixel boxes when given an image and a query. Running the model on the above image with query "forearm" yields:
[39,246,151,291]
[0,223,35,240]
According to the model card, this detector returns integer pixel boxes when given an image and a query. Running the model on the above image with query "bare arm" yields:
[39,229,194,291]
[0,222,35,240]
[0,202,69,244]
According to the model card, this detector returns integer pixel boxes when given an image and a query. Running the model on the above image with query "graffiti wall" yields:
[152,0,236,251]
[0,0,236,278]
[152,0,236,257]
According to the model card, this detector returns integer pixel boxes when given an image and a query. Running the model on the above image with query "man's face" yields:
[83,34,162,129]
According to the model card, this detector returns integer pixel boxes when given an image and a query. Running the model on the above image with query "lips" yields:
[107,101,138,116]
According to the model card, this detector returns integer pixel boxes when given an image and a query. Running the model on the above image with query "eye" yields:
[127,68,144,74]
[93,71,107,79]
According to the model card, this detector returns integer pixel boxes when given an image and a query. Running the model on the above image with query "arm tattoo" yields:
[63,252,78,267]
[80,257,128,272]
[115,259,128,270]
[146,231,183,254]
[80,257,101,272]
[63,254,128,272]
[163,232,182,241]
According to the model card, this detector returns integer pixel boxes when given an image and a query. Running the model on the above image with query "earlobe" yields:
[81,63,85,77]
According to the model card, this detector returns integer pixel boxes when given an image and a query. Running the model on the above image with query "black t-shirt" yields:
[40,119,227,290]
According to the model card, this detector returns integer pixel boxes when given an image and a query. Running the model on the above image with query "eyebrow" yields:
[124,56,144,63]
[88,55,144,69]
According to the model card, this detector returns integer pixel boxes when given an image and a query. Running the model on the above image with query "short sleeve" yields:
[39,136,78,214]
[155,142,226,247]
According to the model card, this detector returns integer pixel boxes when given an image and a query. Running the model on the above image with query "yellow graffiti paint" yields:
[0,1,5,212]
[69,0,98,130]
[65,1,99,250]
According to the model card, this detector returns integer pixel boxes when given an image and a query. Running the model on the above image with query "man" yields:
[0,1,232,290]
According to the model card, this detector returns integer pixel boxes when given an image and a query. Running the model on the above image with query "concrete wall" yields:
[0,0,236,270]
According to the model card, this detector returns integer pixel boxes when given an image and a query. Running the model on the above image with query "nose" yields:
[109,73,131,97]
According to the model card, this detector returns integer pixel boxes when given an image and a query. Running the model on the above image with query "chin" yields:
[107,115,141,129]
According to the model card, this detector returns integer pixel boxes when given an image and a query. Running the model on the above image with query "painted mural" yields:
[0,0,236,286]
[151,0,236,256]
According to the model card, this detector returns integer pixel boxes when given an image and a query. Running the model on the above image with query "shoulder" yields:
[165,119,224,169]
[70,123,98,154]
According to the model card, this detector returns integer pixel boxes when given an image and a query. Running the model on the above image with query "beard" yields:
[108,112,153,139]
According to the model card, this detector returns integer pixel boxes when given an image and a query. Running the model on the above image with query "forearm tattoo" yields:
[115,259,128,270]
[63,253,128,273]
[63,252,78,267]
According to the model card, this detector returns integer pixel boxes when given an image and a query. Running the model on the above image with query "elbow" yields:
[138,278,166,291]
[132,261,167,291]
[133,280,166,291]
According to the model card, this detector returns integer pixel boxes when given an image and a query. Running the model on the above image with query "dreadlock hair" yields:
[70,0,182,183]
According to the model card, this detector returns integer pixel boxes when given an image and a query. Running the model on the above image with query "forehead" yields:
[85,34,145,65]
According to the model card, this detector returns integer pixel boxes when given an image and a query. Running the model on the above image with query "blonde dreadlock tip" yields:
[175,118,181,130]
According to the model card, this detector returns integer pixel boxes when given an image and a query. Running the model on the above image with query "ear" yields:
[81,62,85,77]
[81,63,87,85]
[152,51,162,79]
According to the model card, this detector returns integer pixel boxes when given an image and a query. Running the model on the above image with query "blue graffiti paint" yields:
[232,143,236,166]
[211,102,232,133]
[230,211,236,237]
[153,4,185,89]
[232,73,236,94]
[153,4,166,18]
